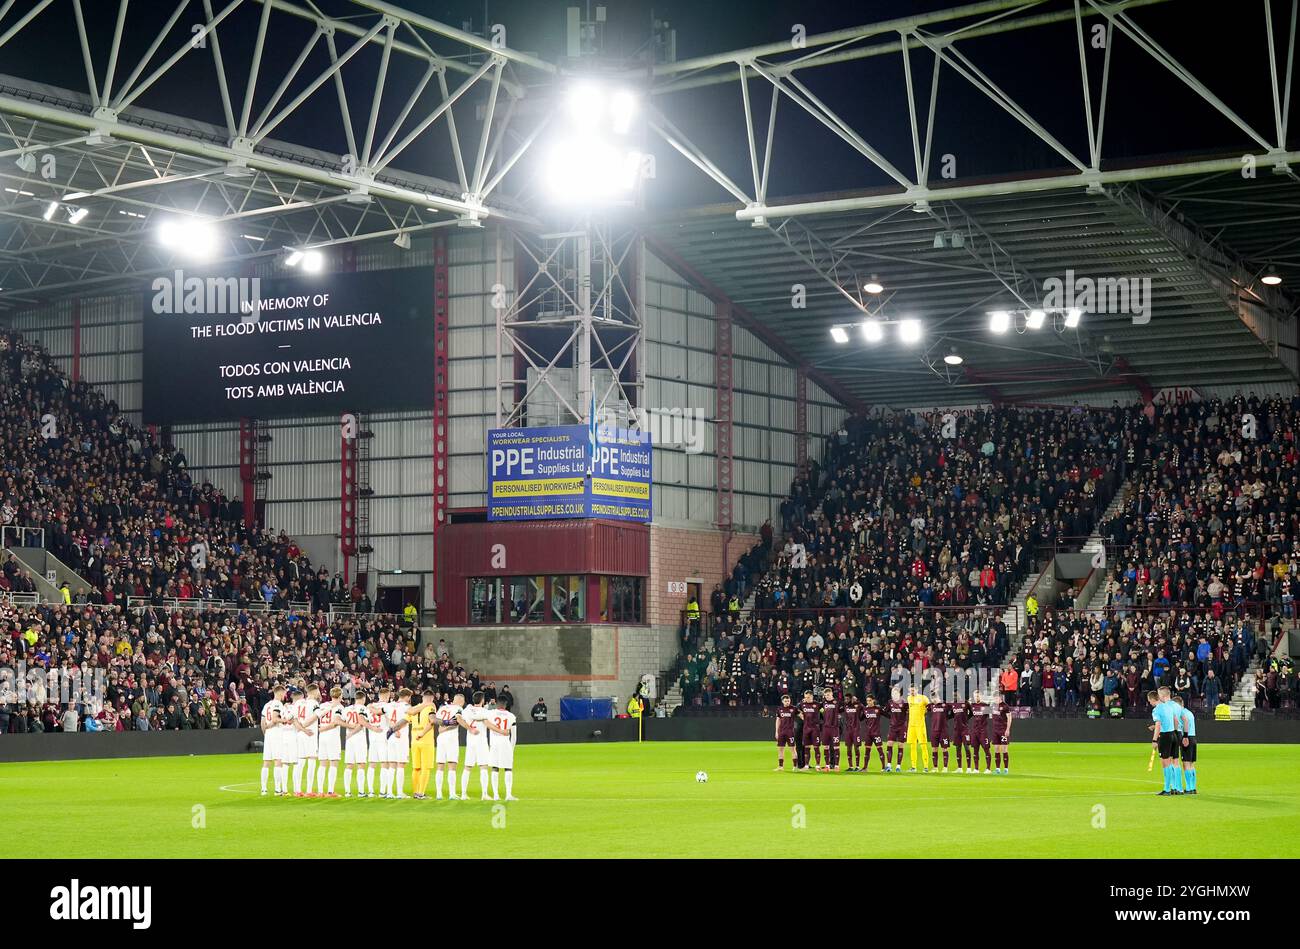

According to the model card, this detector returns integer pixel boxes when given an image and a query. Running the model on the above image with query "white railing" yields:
[119,596,401,618]
[0,591,39,606]
[126,596,271,612]
[0,525,44,550]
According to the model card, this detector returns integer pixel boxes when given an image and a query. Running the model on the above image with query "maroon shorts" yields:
[887,726,906,742]
[777,732,795,747]
[929,731,950,748]
[951,730,969,745]
[841,727,861,745]
[971,731,989,747]
[802,728,820,746]
[864,731,883,746]
[993,732,1009,746]
[820,728,840,748]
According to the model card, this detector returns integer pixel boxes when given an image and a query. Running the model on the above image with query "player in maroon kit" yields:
[860,695,886,771]
[950,697,972,773]
[774,693,798,771]
[928,694,952,772]
[990,692,1013,774]
[799,690,821,771]
[968,690,993,773]
[818,687,840,772]
[840,692,862,771]
[885,688,908,773]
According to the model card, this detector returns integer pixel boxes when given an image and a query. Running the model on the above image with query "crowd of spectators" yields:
[677,606,1009,709]
[1007,608,1270,715]
[0,331,363,611]
[756,406,1131,614]
[1094,395,1300,614]
[678,399,1300,716]
[0,330,487,734]
[0,598,514,733]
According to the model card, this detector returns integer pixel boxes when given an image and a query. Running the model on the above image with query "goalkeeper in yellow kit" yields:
[407,689,438,799]
[906,685,929,772]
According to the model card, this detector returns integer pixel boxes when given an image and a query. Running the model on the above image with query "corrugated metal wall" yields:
[642,249,844,530]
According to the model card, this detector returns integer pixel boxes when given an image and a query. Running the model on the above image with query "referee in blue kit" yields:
[1149,686,1182,795]
[1173,694,1198,794]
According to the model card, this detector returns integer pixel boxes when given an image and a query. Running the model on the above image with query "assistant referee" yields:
[1173,694,1198,794]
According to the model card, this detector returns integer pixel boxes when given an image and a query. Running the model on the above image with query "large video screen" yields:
[142,267,434,424]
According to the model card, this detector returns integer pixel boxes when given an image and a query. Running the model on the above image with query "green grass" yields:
[3,742,1298,858]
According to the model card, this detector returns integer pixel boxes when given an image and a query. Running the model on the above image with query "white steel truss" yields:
[639,0,1300,221]
[0,0,554,303]
[494,223,645,430]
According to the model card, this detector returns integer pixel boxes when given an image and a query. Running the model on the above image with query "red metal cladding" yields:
[795,367,808,468]
[438,519,649,625]
[71,300,81,384]
[340,425,358,585]
[432,235,450,611]
[238,418,256,530]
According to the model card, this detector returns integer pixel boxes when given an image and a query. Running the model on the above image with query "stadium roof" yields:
[0,0,1297,406]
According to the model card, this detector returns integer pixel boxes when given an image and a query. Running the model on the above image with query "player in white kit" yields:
[291,685,321,797]
[460,690,494,801]
[364,686,392,798]
[433,693,478,800]
[315,686,344,797]
[260,686,289,796]
[384,688,413,799]
[278,688,301,786]
[341,692,370,797]
[484,696,519,801]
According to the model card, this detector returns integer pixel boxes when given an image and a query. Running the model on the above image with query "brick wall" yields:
[648,525,760,626]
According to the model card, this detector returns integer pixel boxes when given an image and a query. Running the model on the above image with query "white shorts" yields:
[278,730,300,763]
[345,735,368,765]
[318,732,341,762]
[387,734,409,763]
[436,730,459,764]
[298,732,319,759]
[367,733,390,764]
[490,741,515,770]
[464,738,491,768]
[262,729,278,761]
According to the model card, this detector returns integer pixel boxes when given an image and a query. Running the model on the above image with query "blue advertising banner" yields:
[487,424,652,523]
[588,425,653,522]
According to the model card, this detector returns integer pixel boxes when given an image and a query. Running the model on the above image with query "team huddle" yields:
[775,685,1014,774]
[258,684,519,801]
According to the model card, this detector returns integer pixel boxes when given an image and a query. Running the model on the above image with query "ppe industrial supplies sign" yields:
[142,267,435,424]
[487,425,652,522]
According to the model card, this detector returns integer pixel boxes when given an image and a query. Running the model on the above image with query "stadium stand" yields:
[0,598,503,733]
[0,331,348,611]
[0,331,479,733]
[674,401,1298,716]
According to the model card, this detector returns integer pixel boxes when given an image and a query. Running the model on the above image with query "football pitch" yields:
[4,742,1298,858]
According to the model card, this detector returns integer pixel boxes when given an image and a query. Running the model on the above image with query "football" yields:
[695,771,709,783]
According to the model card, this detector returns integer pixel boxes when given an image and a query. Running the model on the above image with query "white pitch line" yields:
[218,781,260,794]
